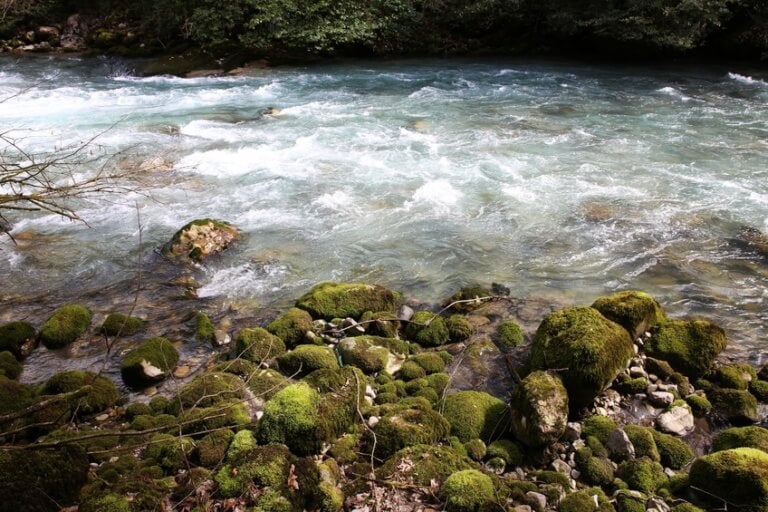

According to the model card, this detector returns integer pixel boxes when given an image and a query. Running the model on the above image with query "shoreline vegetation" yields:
[0,1,767,76]
[1,220,767,511]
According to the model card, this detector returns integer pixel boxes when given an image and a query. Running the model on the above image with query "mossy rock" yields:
[591,290,666,339]
[750,379,768,402]
[442,390,509,443]
[709,387,759,424]
[176,399,251,434]
[0,376,34,432]
[120,337,179,389]
[711,364,754,390]
[645,357,676,380]
[650,429,693,469]
[125,402,152,419]
[193,312,215,343]
[713,426,768,454]
[446,315,473,343]
[445,286,492,313]
[370,406,451,458]
[211,357,258,378]
[129,413,177,432]
[559,487,615,512]
[267,307,314,347]
[427,372,451,395]
[463,439,487,461]
[397,359,427,380]
[582,415,618,444]
[623,425,660,462]
[277,344,339,378]
[79,493,132,512]
[337,336,391,374]
[162,218,239,262]
[486,439,523,467]
[360,310,400,339]
[215,443,296,498]
[530,306,633,409]
[617,457,668,494]
[0,444,89,512]
[645,319,727,378]
[295,282,400,320]
[0,320,36,358]
[510,371,568,447]
[615,375,648,395]
[494,320,524,352]
[235,327,286,363]
[404,311,450,347]
[39,304,92,349]
[685,393,712,416]
[410,351,449,374]
[257,382,320,454]
[144,433,196,474]
[441,469,495,511]
[582,456,615,486]
[245,367,290,400]
[376,444,478,487]
[42,370,120,415]
[0,351,21,379]
[689,448,768,512]
[168,371,246,414]
[614,490,648,512]
[100,313,146,337]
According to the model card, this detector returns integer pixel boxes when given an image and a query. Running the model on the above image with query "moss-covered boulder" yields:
[0,374,34,415]
[276,344,339,378]
[376,444,478,487]
[689,448,768,512]
[215,443,296,498]
[100,313,146,337]
[244,367,290,400]
[617,457,668,494]
[446,315,473,343]
[582,415,618,444]
[120,337,179,388]
[623,425,660,462]
[161,218,239,262]
[193,312,215,343]
[445,286,492,313]
[711,364,754,390]
[370,405,451,458]
[0,351,21,380]
[410,351,451,374]
[0,444,89,512]
[709,387,759,424]
[713,426,768,454]
[42,370,120,415]
[295,282,400,320]
[530,306,633,409]
[591,290,666,339]
[442,390,509,443]
[39,304,92,349]
[510,371,568,447]
[337,336,391,374]
[650,429,693,469]
[168,371,246,414]
[144,433,196,474]
[267,307,314,347]
[196,429,234,466]
[360,310,400,339]
[487,439,523,467]
[495,320,524,352]
[0,320,36,358]
[559,487,615,512]
[404,311,450,347]
[441,469,495,511]
[645,319,727,378]
[235,327,286,363]
[581,456,615,486]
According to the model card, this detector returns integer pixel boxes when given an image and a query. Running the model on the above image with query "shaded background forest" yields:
[1,0,767,61]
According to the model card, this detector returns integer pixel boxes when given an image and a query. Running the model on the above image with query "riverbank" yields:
[1,279,767,511]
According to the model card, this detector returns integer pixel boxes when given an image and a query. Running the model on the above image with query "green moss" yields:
[591,290,666,338]
[713,426,768,453]
[509,370,568,447]
[623,425,660,462]
[276,344,339,377]
[669,505,705,512]
[404,311,450,347]
[618,457,668,493]
[650,430,693,470]
[495,320,524,352]
[120,337,179,388]
[587,435,609,458]
[615,376,648,395]
[0,351,21,379]
[0,320,35,358]
[266,307,314,347]
[530,306,633,409]
[709,387,759,424]
[125,402,152,419]
[685,393,712,415]
[646,357,675,380]
[130,413,177,431]
[235,326,286,363]
[144,433,196,474]
[360,310,401,339]
[689,448,768,512]
[377,444,478,487]
[376,391,399,404]
[750,379,768,401]
[575,446,593,467]
[712,364,750,390]
[168,371,246,414]
[42,370,120,415]
[317,480,344,512]
[426,372,451,395]
[329,433,361,464]
[369,406,450,458]
[176,400,250,434]
[149,395,170,414]
[100,313,146,337]
[211,357,257,378]
[244,367,290,400]
[446,315,473,343]
[39,304,92,349]
[669,372,693,397]
[79,493,132,512]
[559,487,615,512]
[295,282,400,320]
[404,377,428,394]
[442,390,509,443]
[397,359,427,380]
[216,443,295,498]
[196,429,234,466]
[445,286,492,314]
[227,429,257,459]
[614,490,647,512]
[411,351,448,374]
[486,439,523,467]
[583,456,615,486]
[337,337,391,374]
[257,382,320,453]
[463,439,487,461]
[192,312,215,343]
[531,469,571,489]
[441,469,495,511]
[583,415,618,444]
[645,319,728,378]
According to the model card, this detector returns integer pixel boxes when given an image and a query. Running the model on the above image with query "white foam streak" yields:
[727,72,767,86]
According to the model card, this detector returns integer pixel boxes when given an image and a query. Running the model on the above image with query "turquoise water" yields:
[1,56,767,360]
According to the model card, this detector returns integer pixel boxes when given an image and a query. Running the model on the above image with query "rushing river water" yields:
[1,56,768,374]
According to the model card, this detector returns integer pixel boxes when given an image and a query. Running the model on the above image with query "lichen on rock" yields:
[162,218,239,262]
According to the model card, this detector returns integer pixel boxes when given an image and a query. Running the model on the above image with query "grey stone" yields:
[564,422,582,442]
[606,428,635,461]
[551,458,571,475]
[648,391,675,407]
[525,491,547,511]
[656,405,694,436]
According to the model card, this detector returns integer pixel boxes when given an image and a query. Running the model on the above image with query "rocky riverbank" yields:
[1,228,767,512]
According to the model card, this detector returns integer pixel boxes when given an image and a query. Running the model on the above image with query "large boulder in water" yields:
[530,306,633,410]
[644,318,727,378]
[162,218,239,263]
[38,304,92,349]
[295,281,400,320]
[689,448,768,512]
[120,337,179,389]
[591,290,666,339]
[0,321,36,359]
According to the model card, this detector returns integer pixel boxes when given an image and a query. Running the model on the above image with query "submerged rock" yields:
[162,218,239,263]
[120,337,179,388]
[38,304,92,349]
[644,319,727,379]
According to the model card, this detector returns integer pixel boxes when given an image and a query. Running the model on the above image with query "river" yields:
[1,55,767,382]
